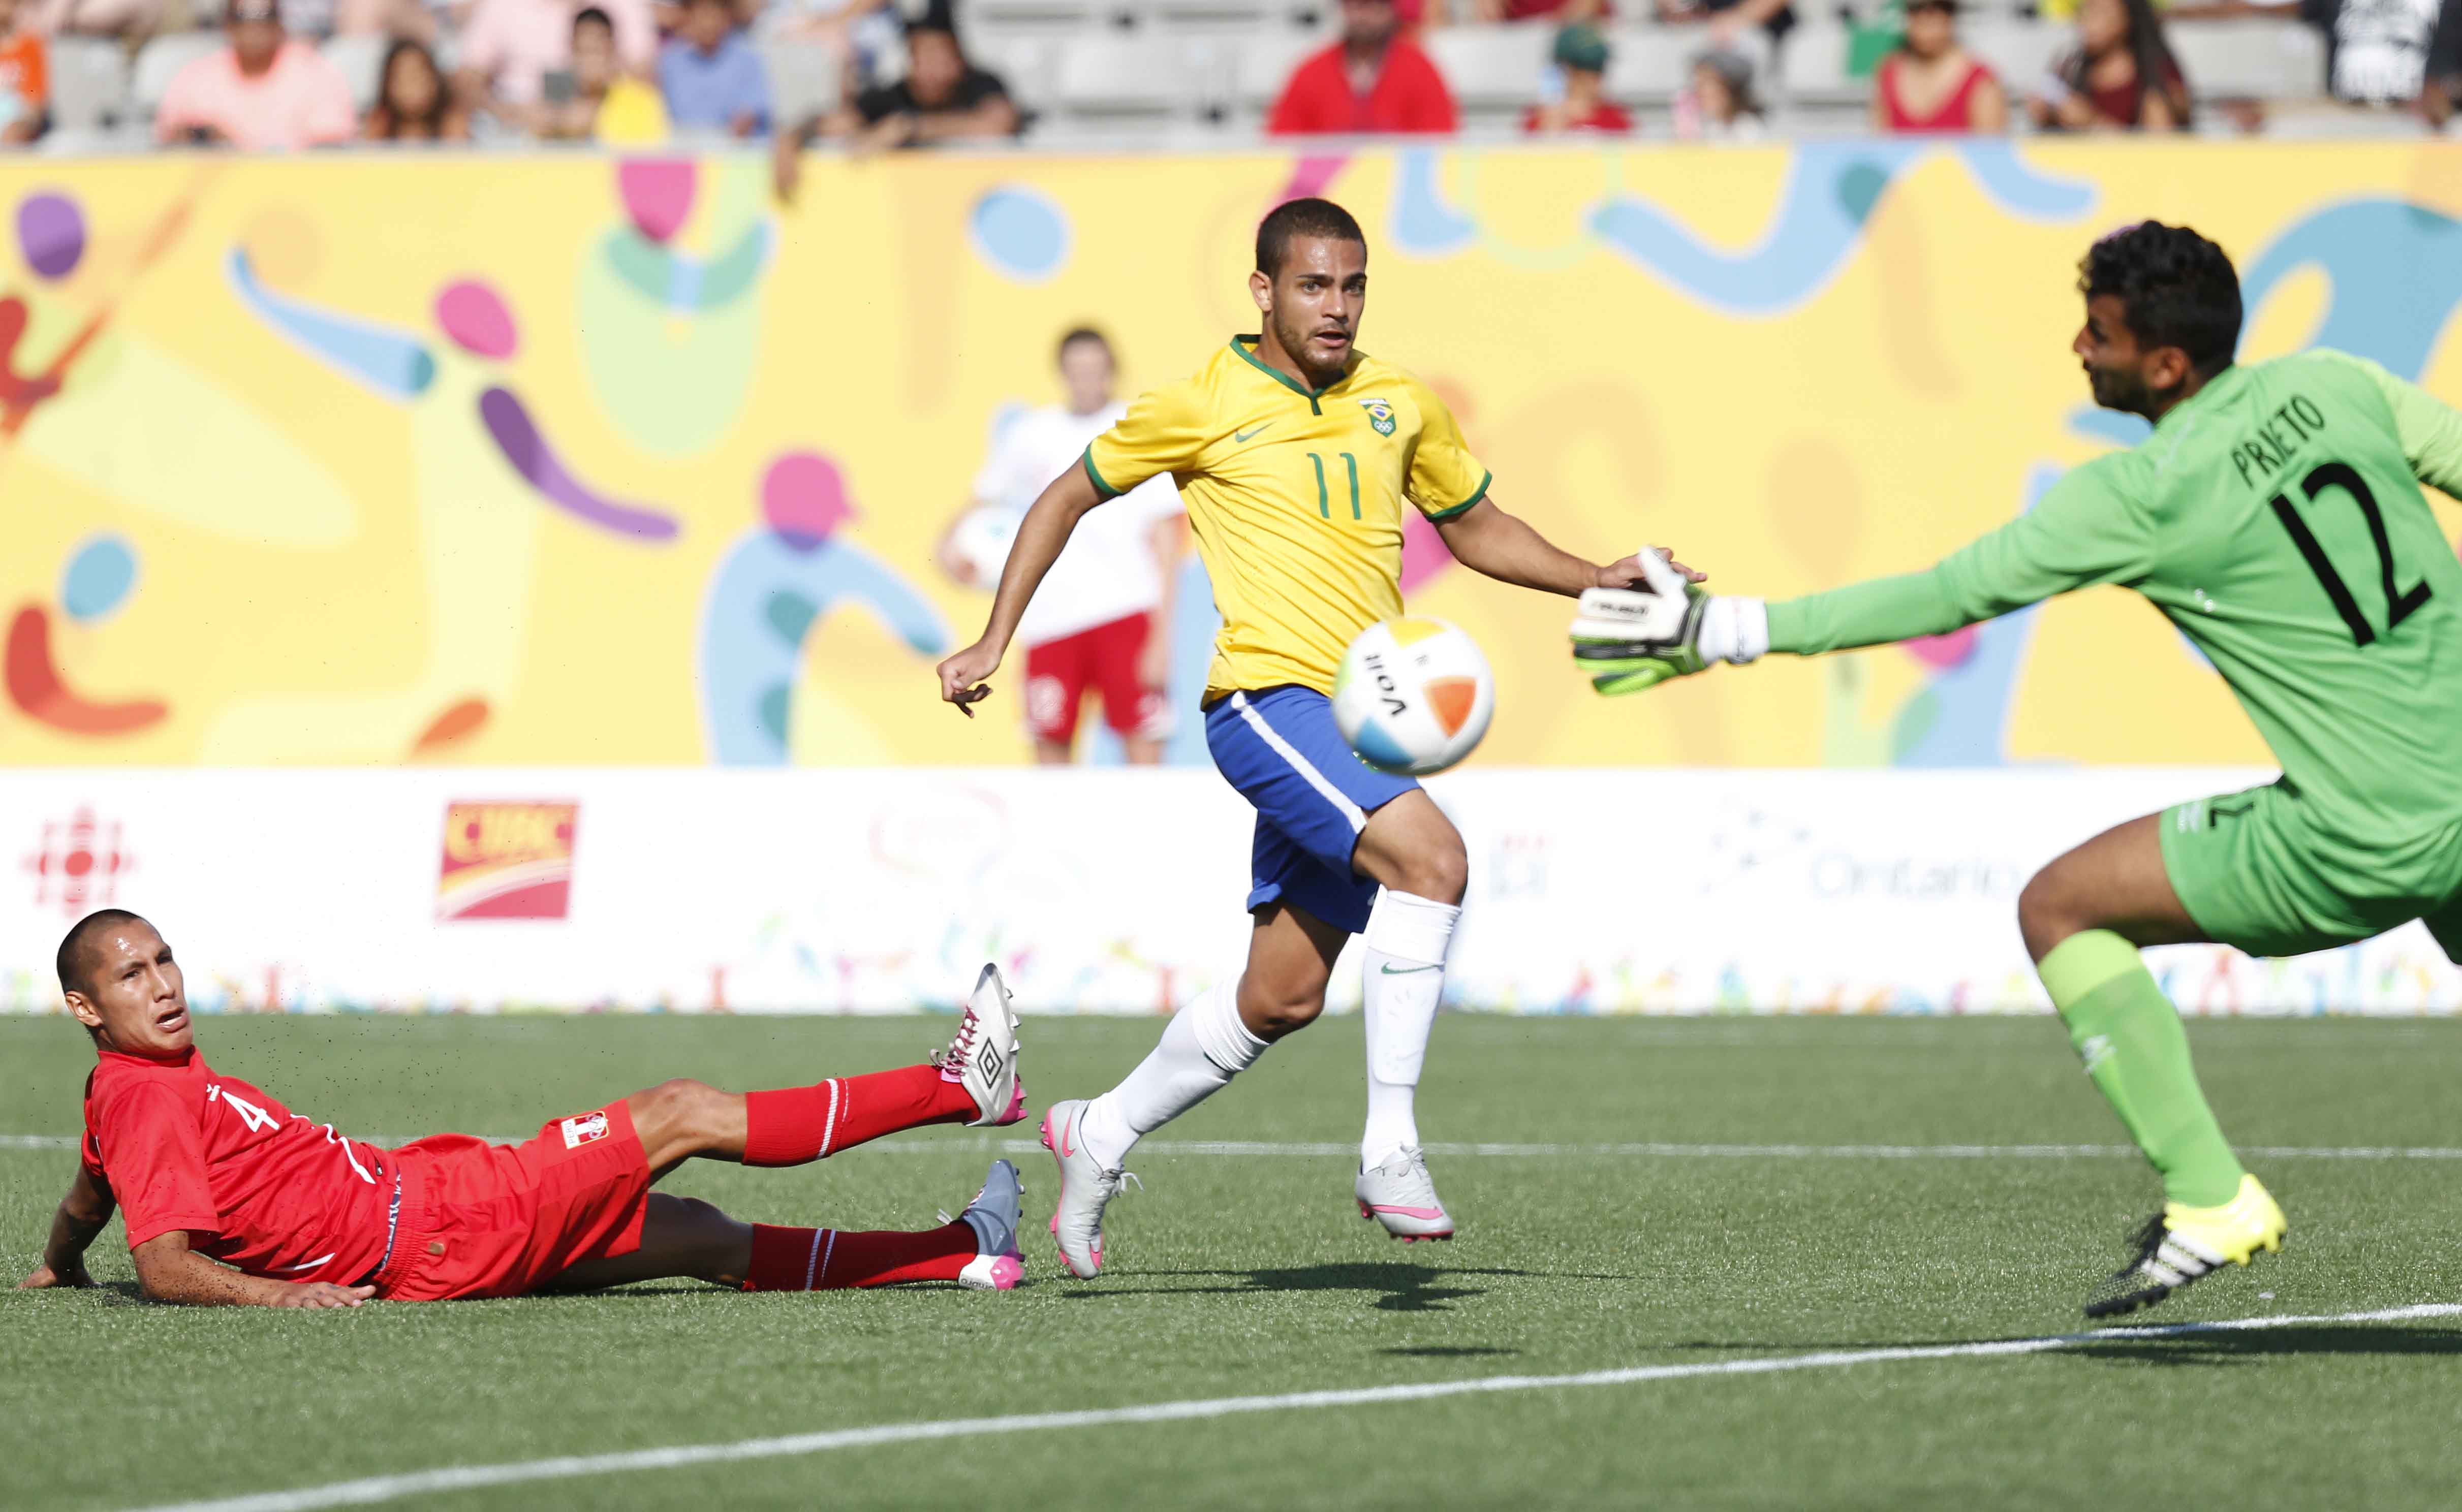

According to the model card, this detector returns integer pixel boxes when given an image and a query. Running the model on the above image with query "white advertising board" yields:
[7,768,2458,1016]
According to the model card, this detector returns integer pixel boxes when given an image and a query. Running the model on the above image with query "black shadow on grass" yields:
[1054,1263,1620,1312]
[2068,1325,2462,1368]
[1651,1324,2462,1361]
[1383,1345,1519,1359]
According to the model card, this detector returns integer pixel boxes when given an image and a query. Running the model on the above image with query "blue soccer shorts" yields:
[1203,685,1419,935]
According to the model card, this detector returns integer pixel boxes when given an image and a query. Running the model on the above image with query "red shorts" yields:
[373,1099,650,1301]
[1023,610,1169,747]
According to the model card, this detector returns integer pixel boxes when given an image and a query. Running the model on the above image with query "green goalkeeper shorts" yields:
[2160,780,2462,961]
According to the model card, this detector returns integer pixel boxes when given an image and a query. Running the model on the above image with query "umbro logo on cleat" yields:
[975,1042,1004,1081]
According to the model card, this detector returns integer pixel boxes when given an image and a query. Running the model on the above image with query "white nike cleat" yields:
[1356,1146,1454,1241]
[934,964,1024,1127]
[955,1158,1026,1291]
[1040,1098,1135,1279]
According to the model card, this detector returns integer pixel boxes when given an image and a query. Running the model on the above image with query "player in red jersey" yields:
[16,910,1031,1306]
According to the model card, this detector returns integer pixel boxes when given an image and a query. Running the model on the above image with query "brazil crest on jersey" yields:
[1083,336,1490,703]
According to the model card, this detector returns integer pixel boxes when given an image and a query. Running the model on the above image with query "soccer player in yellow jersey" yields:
[936,198,1677,1278]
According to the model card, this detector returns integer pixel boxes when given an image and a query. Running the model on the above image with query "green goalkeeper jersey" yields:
[1767,350,2462,841]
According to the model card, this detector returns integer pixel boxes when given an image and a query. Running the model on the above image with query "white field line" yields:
[10,1133,2462,1159]
[131,1303,2462,1512]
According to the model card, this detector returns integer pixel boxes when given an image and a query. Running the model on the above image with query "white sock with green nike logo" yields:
[1360,891,1462,1168]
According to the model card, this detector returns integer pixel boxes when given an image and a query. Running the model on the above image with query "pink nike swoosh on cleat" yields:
[1367,1204,1448,1221]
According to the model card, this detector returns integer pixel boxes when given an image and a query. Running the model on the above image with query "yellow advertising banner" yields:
[3,141,2459,769]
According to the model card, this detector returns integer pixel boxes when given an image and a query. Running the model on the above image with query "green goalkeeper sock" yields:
[2038,930,2245,1208]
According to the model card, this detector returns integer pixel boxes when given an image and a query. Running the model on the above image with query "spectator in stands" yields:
[364,36,466,138]
[1657,0,1794,49]
[659,0,768,135]
[1451,0,1604,20]
[455,0,655,135]
[771,9,1015,195]
[2425,0,2462,123]
[0,0,47,146]
[332,0,438,46]
[154,0,357,148]
[2029,0,2192,129]
[1267,0,1458,135]
[1523,23,1631,133]
[1672,45,1763,136]
[541,5,670,140]
[28,0,158,44]
[2313,0,2448,107]
[1872,0,2007,132]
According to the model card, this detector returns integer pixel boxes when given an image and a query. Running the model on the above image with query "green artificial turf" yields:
[5,1014,2460,1510]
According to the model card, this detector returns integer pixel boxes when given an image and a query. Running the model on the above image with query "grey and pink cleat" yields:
[1356,1147,1455,1241]
[955,1158,1025,1290]
[1039,1098,1135,1279]
[937,964,1025,1127]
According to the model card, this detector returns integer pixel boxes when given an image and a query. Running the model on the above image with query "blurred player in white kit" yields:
[940,327,1187,764]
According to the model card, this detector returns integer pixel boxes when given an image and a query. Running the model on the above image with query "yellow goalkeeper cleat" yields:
[2085,1173,2287,1319]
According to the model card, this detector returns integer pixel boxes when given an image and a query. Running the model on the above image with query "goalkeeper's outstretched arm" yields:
[1573,462,2158,694]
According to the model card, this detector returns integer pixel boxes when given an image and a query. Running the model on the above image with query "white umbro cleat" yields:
[1356,1147,1455,1241]
[955,1158,1026,1291]
[1040,1098,1136,1279]
[935,964,1024,1127]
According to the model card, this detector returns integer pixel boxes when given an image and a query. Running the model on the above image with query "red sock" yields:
[743,1221,977,1290]
[742,1064,975,1167]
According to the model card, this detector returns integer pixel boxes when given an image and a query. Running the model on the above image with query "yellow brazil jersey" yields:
[1083,335,1490,703]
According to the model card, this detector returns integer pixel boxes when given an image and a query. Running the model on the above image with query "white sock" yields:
[1360,890,1461,1168]
[1079,980,1265,1170]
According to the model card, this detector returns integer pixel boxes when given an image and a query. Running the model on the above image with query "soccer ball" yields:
[1332,617,1494,776]
[945,506,1020,588]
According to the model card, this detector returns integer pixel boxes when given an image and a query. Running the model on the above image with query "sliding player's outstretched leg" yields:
[545,1159,1025,1293]
[718,963,1022,1172]
[2020,812,2285,1318]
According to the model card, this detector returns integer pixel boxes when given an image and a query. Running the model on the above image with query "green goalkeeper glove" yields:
[1568,552,1767,697]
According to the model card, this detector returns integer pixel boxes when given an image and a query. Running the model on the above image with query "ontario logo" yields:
[437,801,578,922]
[1358,397,1396,436]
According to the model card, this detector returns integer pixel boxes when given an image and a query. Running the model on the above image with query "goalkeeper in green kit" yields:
[1573,222,2462,1318]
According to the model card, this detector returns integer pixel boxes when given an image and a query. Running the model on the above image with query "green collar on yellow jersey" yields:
[1230,334,1360,415]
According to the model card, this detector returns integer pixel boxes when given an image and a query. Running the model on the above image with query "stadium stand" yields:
[0,0,2396,149]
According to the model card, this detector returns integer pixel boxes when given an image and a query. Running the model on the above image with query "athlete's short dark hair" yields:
[1056,326,1110,362]
[1256,198,1366,279]
[58,908,147,999]
[2078,222,2241,376]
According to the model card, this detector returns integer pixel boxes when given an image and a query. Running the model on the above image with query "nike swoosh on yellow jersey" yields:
[1233,423,1274,443]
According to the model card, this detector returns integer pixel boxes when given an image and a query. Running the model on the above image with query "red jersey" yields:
[1266,40,1458,136]
[81,1048,399,1286]
[1876,53,1997,133]
[1521,100,1634,135]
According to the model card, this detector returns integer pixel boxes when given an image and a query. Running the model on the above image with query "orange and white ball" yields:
[1331,617,1494,776]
